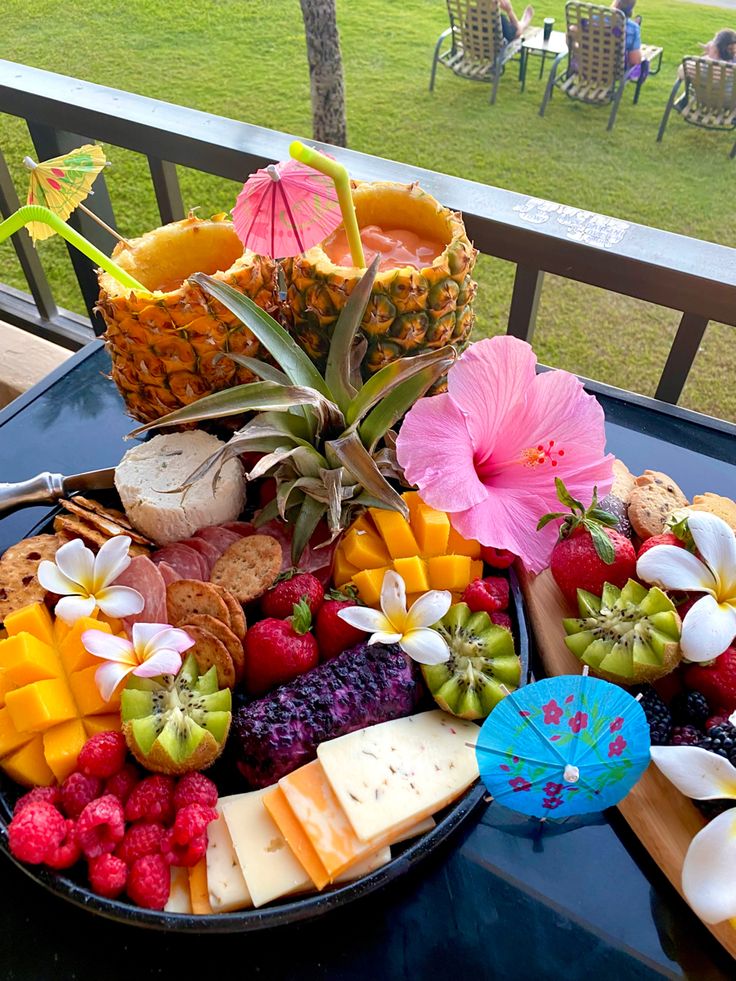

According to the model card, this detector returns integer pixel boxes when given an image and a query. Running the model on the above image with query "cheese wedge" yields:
[205,808,252,913]
[317,711,479,842]
[262,786,330,890]
[164,865,193,914]
[334,846,391,883]
[220,790,312,908]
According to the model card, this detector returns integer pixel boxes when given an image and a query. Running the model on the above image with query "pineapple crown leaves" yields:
[537,477,619,564]
[126,259,456,562]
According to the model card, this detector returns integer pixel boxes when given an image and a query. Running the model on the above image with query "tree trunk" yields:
[299,0,347,147]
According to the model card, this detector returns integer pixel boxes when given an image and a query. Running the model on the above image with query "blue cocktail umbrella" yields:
[476,672,651,819]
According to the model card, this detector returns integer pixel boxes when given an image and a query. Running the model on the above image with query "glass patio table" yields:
[519,26,568,93]
[1,342,735,979]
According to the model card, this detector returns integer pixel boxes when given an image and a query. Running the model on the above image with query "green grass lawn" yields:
[1,0,735,419]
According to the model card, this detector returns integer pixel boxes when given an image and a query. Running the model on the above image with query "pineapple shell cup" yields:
[97,216,279,423]
[280,181,478,376]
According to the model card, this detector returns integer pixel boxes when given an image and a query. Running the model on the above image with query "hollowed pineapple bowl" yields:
[280,181,478,375]
[97,216,278,423]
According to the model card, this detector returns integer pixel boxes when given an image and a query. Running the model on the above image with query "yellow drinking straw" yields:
[289,141,365,268]
[0,205,147,292]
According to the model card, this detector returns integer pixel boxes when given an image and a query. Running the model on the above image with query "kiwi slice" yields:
[120,653,232,775]
[422,603,521,720]
[563,579,682,684]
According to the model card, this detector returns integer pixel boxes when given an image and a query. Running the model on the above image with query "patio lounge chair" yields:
[657,56,736,158]
[539,2,647,130]
[429,0,522,105]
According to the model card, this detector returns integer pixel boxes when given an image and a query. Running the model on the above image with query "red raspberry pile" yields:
[7,732,218,911]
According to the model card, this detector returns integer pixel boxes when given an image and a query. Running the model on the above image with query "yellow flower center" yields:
[521,440,566,469]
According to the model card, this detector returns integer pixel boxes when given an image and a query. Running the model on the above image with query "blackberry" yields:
[639,687,672,746]
[698,723,736,766]
[669,725,702,746]
[671,690,710,728]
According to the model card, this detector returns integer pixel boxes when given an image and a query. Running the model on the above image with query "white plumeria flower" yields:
[82,622,195,702]
[337,570,451,665]
[651,746,736,924]
[636,512,736,662]
[37,535,144,625]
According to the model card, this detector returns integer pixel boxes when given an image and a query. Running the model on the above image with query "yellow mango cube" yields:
[5,678,78,733]
[43,719,88,782]
[428,555,472,591]
[2,736,55,788]
[0,671,17,709]
[4,603,55,647]
[333,551,360,589]
[350,513,376,537]
[59,618,111,674]
[343,529,390,570]
[83,713,122,737]
[403,491,423,522]
[446,526,481,559]
[369,509,420,559]
[0,705,34,757]
[0,634,61,687]
[393,557,429,594]
[470,560,484,582]
[414,507,450,558]
[352,566,391,606]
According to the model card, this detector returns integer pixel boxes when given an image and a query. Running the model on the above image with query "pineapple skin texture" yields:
[96,216,279,423]
[279,181,478,376]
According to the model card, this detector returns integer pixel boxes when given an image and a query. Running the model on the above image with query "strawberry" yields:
[261,572,324,619]
[244,600,320,694]
[480,546,516,569]
[637,532,685,559]
[684,646,736,714]
[462,577,509,614]
[315,593,368,661]
[539,479,637,608]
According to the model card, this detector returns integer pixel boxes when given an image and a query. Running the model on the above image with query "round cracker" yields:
[1,534,60,564]
[167,579,230,627]
[0,535,60,623]
[210,535,281,604]
[180,624,235,689]
[209,584,247,641]
[629,470,689,540]
[185,613,245,682]
[689,493,736,532]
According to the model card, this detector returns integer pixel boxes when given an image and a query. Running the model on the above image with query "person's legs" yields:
[500,2,534,40]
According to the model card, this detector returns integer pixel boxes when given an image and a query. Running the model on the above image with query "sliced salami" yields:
[113,555,167,633]
[219,521,257,538]
[152,544,208,581]
[253,517,336,585]
[157,561,183,587]
[179,537,220,576]
[194,526,243,555]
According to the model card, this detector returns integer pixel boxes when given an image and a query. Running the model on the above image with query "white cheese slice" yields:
[220,790,312,909]
[115,430,246,545]
[205,807,252,913]
[317,710,479,843]
[333,846,391,883]
[164,865,193,914]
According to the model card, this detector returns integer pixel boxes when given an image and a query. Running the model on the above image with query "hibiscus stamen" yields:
[521,440,566,468]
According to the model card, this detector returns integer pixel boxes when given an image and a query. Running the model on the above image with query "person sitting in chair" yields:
[499,1,534,42]
[702,29,736,62]
[612,0,642,67]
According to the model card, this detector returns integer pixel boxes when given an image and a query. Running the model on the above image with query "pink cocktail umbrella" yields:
[232,158,342,258]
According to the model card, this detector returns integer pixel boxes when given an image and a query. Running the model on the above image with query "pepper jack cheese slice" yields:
[317,710,479,843]
[220,790,312,908]
[205,807,252,913]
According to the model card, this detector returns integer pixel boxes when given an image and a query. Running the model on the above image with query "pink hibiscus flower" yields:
[396,337,613,573]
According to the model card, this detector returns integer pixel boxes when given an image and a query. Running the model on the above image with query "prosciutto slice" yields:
[113,555,167,633]
[152,544,208,580]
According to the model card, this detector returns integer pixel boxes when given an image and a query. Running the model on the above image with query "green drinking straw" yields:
[0,205,148,292]
[289,141,365,268]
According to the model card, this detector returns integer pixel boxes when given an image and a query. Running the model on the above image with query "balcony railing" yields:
[1,59,736,430]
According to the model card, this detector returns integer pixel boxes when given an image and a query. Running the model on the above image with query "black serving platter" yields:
[0,505,530,932]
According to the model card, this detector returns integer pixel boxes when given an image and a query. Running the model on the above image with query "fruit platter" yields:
[1,143,735,952]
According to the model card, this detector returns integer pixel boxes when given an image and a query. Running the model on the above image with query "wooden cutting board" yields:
[518,565,736,959]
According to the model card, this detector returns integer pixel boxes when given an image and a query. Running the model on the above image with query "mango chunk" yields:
[59,618,111,674]
[352,566,391,606]
[69,665,120,717]
[414,506,450,558]
[446,526,481,559]
[470,560,484,582]
[343,528,390,570]
[3,736,55,788]
[349,513,377,537]
[332,551,360,589]
[83,713,122,737]
[43,719,88,782]
[5,678,78,733]
[393,557,429,594]
[428,555,472,591]
[0,671,17,709]
[0,634,61,687]
[369,509,420,559]
[0,705,34,757]
[5,603,55,647]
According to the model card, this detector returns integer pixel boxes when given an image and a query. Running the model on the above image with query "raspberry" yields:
[462,576,510,615]
[127,854,171,910]
[490,611,513,632]
[669,725,702,747]
[125,776,175,824]
[8,802,66,864]
[104,764,141,805]
[172,804,217,844]
[77,731,127,779]
[13,786,61,816]
[160,828,208,868]
[75,795,126,859]
[60,771,102,819]
[45,819,82,870]
[88,853,128,899]
[116,822,165,867]
[173,773,218,811]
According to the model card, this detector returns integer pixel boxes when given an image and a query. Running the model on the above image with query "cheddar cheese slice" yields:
[262,786,330,890]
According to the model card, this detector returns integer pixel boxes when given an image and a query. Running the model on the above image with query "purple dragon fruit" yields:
[233,642,422,788]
